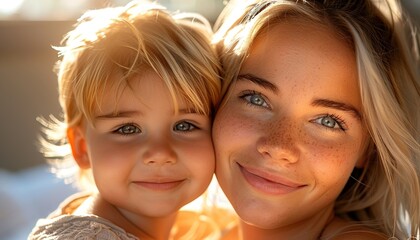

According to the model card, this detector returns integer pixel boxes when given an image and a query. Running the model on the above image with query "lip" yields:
[238,163,306,195]
[133,179,185,191]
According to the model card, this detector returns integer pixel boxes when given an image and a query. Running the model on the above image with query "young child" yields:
[28,1,222,239]
[212,0,420,239]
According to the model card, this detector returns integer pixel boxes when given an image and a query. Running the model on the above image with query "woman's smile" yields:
[238,162,306,195]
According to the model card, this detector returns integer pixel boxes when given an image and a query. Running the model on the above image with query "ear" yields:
[67,126,90,169]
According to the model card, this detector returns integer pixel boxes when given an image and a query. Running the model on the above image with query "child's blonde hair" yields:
[213,0,420,238]
[40,0,221,190]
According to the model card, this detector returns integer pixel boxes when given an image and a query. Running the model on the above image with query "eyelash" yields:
[239,91,348,131]
[237,88,351,134]
[111,121,199,136]
[313,114,348,131]
[112,122,141,136]
[239,90,270,109]
[173,121,199,132]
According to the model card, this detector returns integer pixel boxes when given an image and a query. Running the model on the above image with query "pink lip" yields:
[238,163,306,195]
[133,179,185,191]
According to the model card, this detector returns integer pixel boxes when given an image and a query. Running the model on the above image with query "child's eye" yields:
[240,91,269,108]
[313,115,347,131]
[174,121,197,132]
[114,124,141,135]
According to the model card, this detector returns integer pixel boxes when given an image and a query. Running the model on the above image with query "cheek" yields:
[303,123,366,168]
[213,106,257,152]
[304,138,364,186]
[86,137,136,193]
[86,134,136,167]
[183,138,215,170]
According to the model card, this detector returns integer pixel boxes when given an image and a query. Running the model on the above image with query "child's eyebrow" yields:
[312,99,362,120]
[237,73,279,94]
[95,109,203,119]
[95,111,141,119]
[178,108,200,114]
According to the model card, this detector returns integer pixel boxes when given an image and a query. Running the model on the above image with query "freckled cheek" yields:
[303,137,362,178]
[213,108,259,146]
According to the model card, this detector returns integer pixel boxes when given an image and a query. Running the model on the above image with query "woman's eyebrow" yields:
[237,73,279,93]
[237,74,362,119]
[312,99,362,120]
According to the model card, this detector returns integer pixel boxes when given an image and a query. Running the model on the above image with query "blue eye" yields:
[241,91,269,108]
[174,121,197,132]
[114,124,141,135]
[313,115,346,131]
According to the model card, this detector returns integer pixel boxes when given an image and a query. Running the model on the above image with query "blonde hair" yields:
[213,0,420,238]
[39,0,221,191]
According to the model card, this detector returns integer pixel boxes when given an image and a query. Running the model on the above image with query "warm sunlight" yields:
[0,0,24,15]
[0,0,223,21]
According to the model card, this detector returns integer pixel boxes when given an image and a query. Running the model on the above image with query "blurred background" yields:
[0,0,418,239]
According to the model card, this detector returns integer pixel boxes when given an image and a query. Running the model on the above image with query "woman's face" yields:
[213,21,368,229]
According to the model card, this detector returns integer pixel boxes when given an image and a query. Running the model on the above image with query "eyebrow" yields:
[95,111,141,120]
[237,74,279,93]
[94,108,200,120]
[312,99,362,120]
[238,74,362,120]
[177,108,200,114]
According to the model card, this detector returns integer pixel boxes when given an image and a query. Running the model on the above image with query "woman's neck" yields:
[238,210,335,240]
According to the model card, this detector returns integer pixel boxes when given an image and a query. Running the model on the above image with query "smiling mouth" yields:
[133,180,185,191]
[237,163,305,195]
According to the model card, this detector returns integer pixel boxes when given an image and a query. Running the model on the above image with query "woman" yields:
[212,0,420,239]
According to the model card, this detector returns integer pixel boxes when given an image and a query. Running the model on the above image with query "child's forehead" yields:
[94,71,200,114]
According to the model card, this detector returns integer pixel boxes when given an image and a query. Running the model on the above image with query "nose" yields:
[256,118,300,163]
[142,137,177,165]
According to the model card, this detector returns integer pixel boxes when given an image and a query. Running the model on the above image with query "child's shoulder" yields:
[28,192,138,240]
[322,216,388,240]
[28,214,138,240]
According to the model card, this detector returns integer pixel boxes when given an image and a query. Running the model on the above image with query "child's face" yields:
[213,21,368,230]
[76,70,215,219]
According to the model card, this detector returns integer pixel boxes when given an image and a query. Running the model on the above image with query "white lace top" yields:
[28,214,138,240]
[28,193,138,240]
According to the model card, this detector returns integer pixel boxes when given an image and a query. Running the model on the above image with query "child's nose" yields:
[142,138,177,165]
